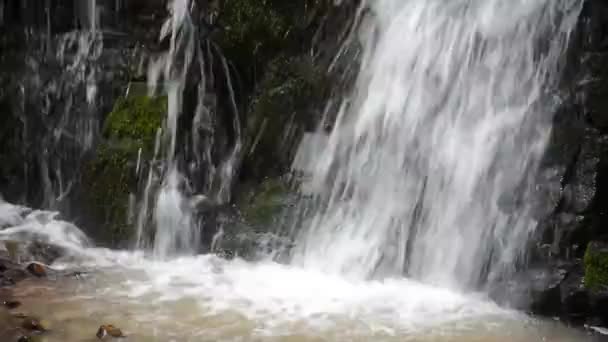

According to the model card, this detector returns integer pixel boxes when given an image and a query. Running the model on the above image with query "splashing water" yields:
[136,0,243,258]
[291,0,582,288]
[0,197,597,341]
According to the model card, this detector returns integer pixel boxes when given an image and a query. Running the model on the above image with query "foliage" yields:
[242,54,331,177]
[103,95,166,152]
[237,178,289,227]
[82,94,166,245]
[584,241,608,291]
[218,0,331,85]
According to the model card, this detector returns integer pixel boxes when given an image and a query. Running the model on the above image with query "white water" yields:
[291,0,582,288]
[0,199,598,340]
[135,0,242,258]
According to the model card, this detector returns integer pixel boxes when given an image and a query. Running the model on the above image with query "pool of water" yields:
[4,251,599,342]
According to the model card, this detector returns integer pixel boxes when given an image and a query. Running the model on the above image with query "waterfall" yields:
[290,0,582,288]
[136,0,242,258]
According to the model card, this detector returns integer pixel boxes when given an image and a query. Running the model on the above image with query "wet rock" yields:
[539,213,587,259]
[25,242,64,265]
[25,263,46,278]
[530,166,565,220]
[560,264,590,323]
[1,268,29,286]
[489,265,569,313]
[562,131,603,214]
[0,239,68,266]
[235,177,294,227]
[2,300,21,309]
[21,318,47,332]
[81,94,167,246]
[96,324,125,339]
[527,267,569,315]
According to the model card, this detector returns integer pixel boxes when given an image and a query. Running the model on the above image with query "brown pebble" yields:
[21,318,46,332]
[25,263,46,278]
[96,324,124,339]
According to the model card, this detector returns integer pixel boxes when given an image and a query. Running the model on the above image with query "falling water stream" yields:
[0,0,600,341]
[292,0,581,288]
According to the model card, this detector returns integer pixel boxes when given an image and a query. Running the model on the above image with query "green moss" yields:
[103,95,166,152]
[584,241,608,291]
[237,178,290,227]
[83,94,166,245]
[218,0,288,76]
[82,143,135,244]
[218,0,331,85]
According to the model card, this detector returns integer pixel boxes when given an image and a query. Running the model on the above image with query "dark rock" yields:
[21,318,47,332]
[560,264,590,323]
[96,324,124,339]
[528,267,569,315]
[25,263,46,278]
[25,242,64,266]
[1,268,29,286]
[589,289,608,326]
[562,130,603,214]
[2,300,21,309]
[531,166,565,220]
[539,213,586,259]
[489,266,568,314]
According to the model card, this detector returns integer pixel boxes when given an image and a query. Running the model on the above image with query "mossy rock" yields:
[244,55,331,178]
[217,0,331,84]
[237,178,290,228]
[584,241,608,291]
[82,94,166,245]
[103,95,166,152]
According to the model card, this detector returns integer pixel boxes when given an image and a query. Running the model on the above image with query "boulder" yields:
[81,94,166,246]
[2,300,21,309]
[25,263,46,278]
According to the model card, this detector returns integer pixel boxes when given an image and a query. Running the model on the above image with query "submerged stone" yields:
[21,317,47,332]
[96,324,124,339]
[2,300,20,309]
[25,263,46,278]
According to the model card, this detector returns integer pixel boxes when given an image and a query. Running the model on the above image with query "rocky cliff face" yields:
[0,0,359,246]
[517,0,608,326]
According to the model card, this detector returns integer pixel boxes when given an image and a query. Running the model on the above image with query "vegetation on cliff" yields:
[82,95,166,245]
[584,241,608,291]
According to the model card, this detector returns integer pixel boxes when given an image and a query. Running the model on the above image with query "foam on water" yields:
[0,201,596,340]
[55,251,512,334]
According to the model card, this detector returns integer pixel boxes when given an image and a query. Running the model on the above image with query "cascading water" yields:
[135,0,243,258]
[291,0,582,288]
